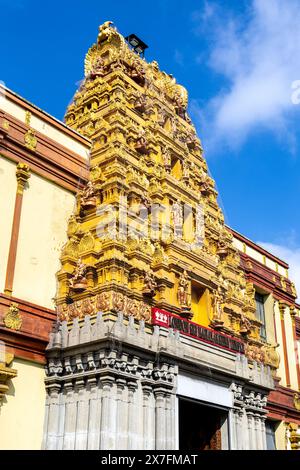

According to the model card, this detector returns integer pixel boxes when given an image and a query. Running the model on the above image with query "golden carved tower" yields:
[57,21,273,368]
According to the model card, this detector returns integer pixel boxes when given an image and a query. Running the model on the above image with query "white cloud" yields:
[192,0,300,151]
[258,242,300,300]
[174,49,184,66]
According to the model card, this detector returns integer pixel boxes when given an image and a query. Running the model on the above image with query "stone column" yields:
[233,408,246,450]
[100,376,115,450]
[87,376,101,450]
[57,386,66,450]
[116,378,127,450]
[228,409,238,450]
[75,378,89,449]
[63,380,77,450]
[246,411,255,450]
[154,388,167,450]
[260,416,267,450]
[44,383,60,450]
[142,384,154,450]
[127,381,138,450]
[254,415,263,450]
[165,393,175,449]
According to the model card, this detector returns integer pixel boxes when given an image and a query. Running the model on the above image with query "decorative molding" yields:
[0,108,90,192]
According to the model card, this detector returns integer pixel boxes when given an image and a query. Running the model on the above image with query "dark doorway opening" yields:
[179,397,228,450]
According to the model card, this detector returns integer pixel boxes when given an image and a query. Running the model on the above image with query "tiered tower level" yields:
[59,22,276,370]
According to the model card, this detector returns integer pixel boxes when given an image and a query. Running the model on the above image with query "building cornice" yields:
[0,294,56,364]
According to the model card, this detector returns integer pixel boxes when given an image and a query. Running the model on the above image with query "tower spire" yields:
[60,22,264,358]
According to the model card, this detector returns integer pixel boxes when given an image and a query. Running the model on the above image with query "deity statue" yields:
[174,92,188,120]
[172,200,183,228]
[211,286,224,327]
[185,132,198,150]
[162,147,171,170]
[129,58,146,86]
[80,181,97,210]
[182,161,190,181]
[69,258,88,292]
[239,313,252,335]
[134,93,147,114]
[178,270,190,307]
[135,130,149,155]
[217,236,229,258]
[143,270,157,297]
[90,56,106,79]
[157,109,167,127]
[195,205,205,245]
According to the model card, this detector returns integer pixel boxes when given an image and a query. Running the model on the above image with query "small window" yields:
[265,420,277,450]
[255,292,267,340]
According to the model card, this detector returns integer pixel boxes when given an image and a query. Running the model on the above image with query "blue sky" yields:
[1,0,300,291]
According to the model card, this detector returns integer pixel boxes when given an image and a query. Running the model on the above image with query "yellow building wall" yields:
[0,358,46,450]
[191,287,211,327]
[0,157,16,293]
[13,171,75,309]
[284,308,298,390]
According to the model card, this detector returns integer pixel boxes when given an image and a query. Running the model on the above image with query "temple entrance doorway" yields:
[179,397,228,450]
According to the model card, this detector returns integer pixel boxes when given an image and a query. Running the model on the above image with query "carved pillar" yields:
[45,383,61,450]
[87,376,101,450]
[229,409,239,450]
[75,378,89,449]
[142,384,154,450]
[127,380,138,450]
[154,388,167,450]
[246,411,255,450]
[116,378,127,450]
[165,392,175,449]
[63,380,77,450]
[56,385,66,450]
[4,163,30,296]
[239,409,249,450]
[100,376,115,449]
[260,416,267,450]
[254,415,263,450]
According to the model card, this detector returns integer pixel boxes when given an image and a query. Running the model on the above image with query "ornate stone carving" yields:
[294,393,300,411]
[143,270,157,297]
[3,303,22,330]
[262,343,280,369]
[211,286,224,327]
[16,162,30,193]
[69,259,88,292]
[135,130,148,154]
[177,271,191,318]
[24,128,37,151]
[80,181,97,210]
[240,314,252,336]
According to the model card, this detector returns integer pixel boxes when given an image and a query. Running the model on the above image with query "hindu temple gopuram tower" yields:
[35,22,299,450]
